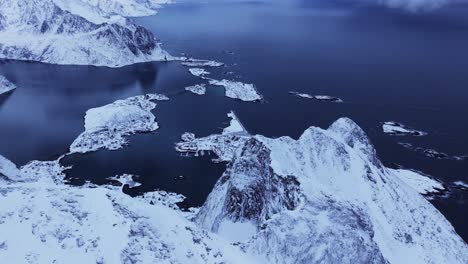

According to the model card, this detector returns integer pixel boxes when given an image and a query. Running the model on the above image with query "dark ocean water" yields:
[0,0,467,240]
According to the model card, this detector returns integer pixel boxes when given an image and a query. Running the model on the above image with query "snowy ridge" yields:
[0,155,256,264]
[179,115,468,263]
[70,94,168,154]
[0,0,172,67]
[0,75,16,95]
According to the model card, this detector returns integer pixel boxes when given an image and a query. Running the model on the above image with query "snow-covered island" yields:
[189,68,211,79]
[0,75,16,95]
[187,68,263,101]
[399,142,468,161]
[0,0,173,67]
[209,79,263,102]
[185,84,207,95]
[453,181,468,190]
[181,59,224,67]
[382,122,427,136]
[70,94,168,154]
[289,91,343,102]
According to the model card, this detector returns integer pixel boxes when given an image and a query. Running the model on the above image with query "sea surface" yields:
[0,0,467,241]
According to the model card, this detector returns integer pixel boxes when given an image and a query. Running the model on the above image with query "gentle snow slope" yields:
[0,155,255,264]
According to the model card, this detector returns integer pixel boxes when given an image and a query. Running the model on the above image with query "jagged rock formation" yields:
[0,0,171,67]
[180,115,468,264]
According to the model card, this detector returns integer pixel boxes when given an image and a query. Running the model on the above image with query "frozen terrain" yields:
[108,174,142,189]
[181,59,224,67]
[0,75,16,95]
[187,68,263,101]
[382,122,427,136]
[390,168,445,195]
[179,114,468,264]
[453,181,468,190]
[70,94,168,154]
[189,68,211,79]
[209,79,263,102]
[1,114,468,263]
[289,91,343,103]
[0,155,256,264]
[185,84,207,95]
[0,0,172,67]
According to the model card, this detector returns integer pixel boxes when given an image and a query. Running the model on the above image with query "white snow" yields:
[1,154,67,184]
[189,68,211,78]
[453,181,468,189]
[223,111,248,135]
[185,84,206,95]
[2,114,468,263]
[70,94,167,154]
[108,174,142,188]
[186,69,262,102]
[176,111,250,161]
[0,154,21,181]
[182,59,224,67]
[0,75,16,95]
[0,0,172,67]
[383,122,427,136]
[181,132,196,142]
[0,156,256,263]
[398,142,467,161]
[390,168,445,195]
[209,79,262,102]
[289,91,343,103]
[217,220,257,243]
[185,115,468,264]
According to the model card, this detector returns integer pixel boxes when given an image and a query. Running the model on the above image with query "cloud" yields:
[377,0,450,11]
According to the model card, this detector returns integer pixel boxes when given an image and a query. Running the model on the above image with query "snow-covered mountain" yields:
[180,115,468,264]
[1,115,467,263]
[0,0,172,67]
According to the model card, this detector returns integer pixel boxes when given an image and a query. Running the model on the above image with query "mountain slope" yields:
[0,0,171,67]
[182,116,468,264]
